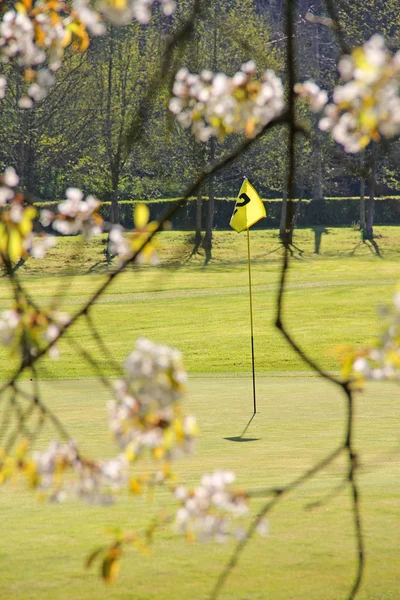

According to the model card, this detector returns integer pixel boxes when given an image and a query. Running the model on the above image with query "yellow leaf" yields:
[110,0,128,9]
[0,228,7,256]
[245,118,257,138]
[134,203,150,229]
[19,206,36,236]
[125,447,136,462]
[15,2,27,14]
[102,556,120,584]
[80,32,90,52]
[8,229,22,262]
[16,439,30,458]
[63,29,72,47]
[129,477,142,495]
[152,446,164,460]
[186,531,195,543]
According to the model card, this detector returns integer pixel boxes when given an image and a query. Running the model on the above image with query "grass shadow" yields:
[224,436,260,442]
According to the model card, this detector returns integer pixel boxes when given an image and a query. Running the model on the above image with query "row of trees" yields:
[1,0,400,241]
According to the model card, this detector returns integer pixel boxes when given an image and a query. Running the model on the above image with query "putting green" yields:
[0,377,398,600]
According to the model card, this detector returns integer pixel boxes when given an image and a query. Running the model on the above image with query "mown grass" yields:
[1,227,400,379]
[0,378,399,600]
[0,227,399,599]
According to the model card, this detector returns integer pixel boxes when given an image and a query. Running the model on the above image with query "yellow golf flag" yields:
[230,179,266,233]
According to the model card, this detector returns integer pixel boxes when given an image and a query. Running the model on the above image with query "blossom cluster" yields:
[0,2,92,107]
[294,80,328,113]
[1,167,158,267]
[342,289,400,384]
[0,167,57,263]
[41,187,103,237]
[174,471,266,542]
[108,338,197,481]
[319,35,400,153]
[109,203,160,265]
[169,61,284,141]
[0,439,128,504]
[0,0,176,107]
[0,300,69,359]
[31,440,129,503]
[0,339,197,503]
[99,0,176,25]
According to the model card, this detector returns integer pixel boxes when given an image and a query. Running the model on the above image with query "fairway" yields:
[1,228,400,380]
[0,378,399,600]
[1,229,400,599]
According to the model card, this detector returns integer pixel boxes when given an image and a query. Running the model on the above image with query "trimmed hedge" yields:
[35,196,400,228]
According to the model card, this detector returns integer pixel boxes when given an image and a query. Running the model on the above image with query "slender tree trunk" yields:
[312,131,323,201]
[201,3,217,265]
[290,188,303,239]
[359,178,366,231]
[279,188,288,243]
[105,27,121,225]
[312,24,323,201]
[110,185,120,224]
[359,151,366,232]
[192,193,203,255]
[366,144,377,240]
[202,139,215,264]
[26,110,35,198]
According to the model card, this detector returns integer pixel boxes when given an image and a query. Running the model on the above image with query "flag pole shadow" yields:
[224,413,260,442]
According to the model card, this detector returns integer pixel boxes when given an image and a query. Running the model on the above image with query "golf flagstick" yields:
[246,226,257,414]
[230,178,266,414]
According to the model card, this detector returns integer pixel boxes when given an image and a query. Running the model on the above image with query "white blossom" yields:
[170,62,284,141]
[174,471,254,542]
[52,188,103,237]
[294,80,328,112]
[32,441,128,504]
[3,167,19,187]
[107,339,196,474]
[72,0,106,35]
[0,309,21,345]
[18,95,34,109]
[0,185,14,205]
[30,235,57,259]
[0,166,18,205]
[348,288,400,382]
[0,74,6,99]
[319,35,400,153]
[109,225,131,257]
[124,337,187,405]
[99,0,176,25]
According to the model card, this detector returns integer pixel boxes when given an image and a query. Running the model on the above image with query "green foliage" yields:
[34,196,400,229]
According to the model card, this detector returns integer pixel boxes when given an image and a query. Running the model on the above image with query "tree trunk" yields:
[359,151,366,232]
[366,144,377,240]
[290,188,304,240]
[311,23,323,201]
[312,131,323,201]
[279,188,288,243]
[359,177,366,232]
[191,193,203,255]
[110,187,120,225]
[201,4,217,265]
[202,138,215,264]
[26,110,35,198]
